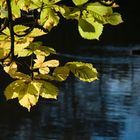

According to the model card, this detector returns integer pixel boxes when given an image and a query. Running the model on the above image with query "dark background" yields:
[41,0,140,53]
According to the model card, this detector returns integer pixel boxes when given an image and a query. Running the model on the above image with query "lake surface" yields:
[0,55,140,140]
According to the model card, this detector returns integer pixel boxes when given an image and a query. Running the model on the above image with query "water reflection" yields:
[0,55,140,140]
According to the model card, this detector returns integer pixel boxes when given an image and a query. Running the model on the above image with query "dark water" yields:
[0,55,140,140]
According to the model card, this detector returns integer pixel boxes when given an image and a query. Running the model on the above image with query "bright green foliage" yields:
[72,0,89,6]
[78,18,103,40]
[0,0,123,111]
[66,62,98,82]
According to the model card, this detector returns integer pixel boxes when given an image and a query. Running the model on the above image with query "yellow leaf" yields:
[39,80,59,99]
[39,66,50,74]
[18,81,42,111]
[4,61,17,74]
[44,60,59,67]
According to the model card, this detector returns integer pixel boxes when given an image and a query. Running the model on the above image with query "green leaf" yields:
[107,13,123,25]
[53,66,70,81]
[86,2,113,16]
[72,0,89,6]
[14,25,29,35]
[66,62,98,82]
[27,42,56,57]
[39,7,60,31]
[0,6,8,18]
[17,48,32,57]
[78,18,103,40]
[39,80,59,99]
[0,34,8,41]
[64,8,80,20]
[11,0,21,18]
[34,74,55,81]
[4,80,26,100]
[2,27,10,36]
[28,28,46,37]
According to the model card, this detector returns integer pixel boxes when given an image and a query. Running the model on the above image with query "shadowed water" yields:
[0,55,140,140]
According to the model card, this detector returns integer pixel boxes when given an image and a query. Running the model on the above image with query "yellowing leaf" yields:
[39,7,60,31]
[34,55,45,68]
[66,62,98,82]
[18,81,42,111]
[0,40,10,59]
[44,60,59,67]
[14,25,29,35]
[3,61,17,74]
[10,72,31,80]
[4,80,26,100]
[28,28,46,37]
[53,66,70,81]
[39,66,50,74]
[39,80,59,99]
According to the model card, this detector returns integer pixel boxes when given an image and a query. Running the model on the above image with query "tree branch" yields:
[6,0,15,60]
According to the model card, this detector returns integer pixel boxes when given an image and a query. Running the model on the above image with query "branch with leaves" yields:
[0,0,123,111]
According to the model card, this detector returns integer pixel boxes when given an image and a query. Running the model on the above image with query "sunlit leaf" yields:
[4,80,26,100]
[34,55,50,74]
[17,48,32,57]
[28,28,46,37]
[86,2,113,16]
[18,80,42,111]
[39,7,60,31]
[2,27,10,36]
[3,61,17,74]
[44,60,59,67]
[66,62,98,82]
[78,18,103,40]
[27,42,56,57]
[14,25,29,35]
[0,40,11,59]
[34,74,55,81]
[107,12,123,25]
[53,66,70,81]
[11,0,21,18]
[39,80,59,99]
[72,0,89,6]
[10,72,31,80]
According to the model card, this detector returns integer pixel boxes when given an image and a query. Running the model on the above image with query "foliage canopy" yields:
[0,0,123,111]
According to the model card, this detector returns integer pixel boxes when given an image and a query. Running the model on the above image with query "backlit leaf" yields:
[72,0,89,6]
[3,61,17,74]
[28,28,46,37]
[78,18,103,40]
[66,62,98,82]
[4,80,26,100]
[44,60,59,67]
[18,80,42,111]
[39,80,59,99]
[39,7,60,31]
[107,12,123,25]
[53,66,70,81]
[86,2,113,16]
[11,0,21,18]
[14,25,29,35]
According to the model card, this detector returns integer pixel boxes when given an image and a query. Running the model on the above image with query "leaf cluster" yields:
[0,0,123,111]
